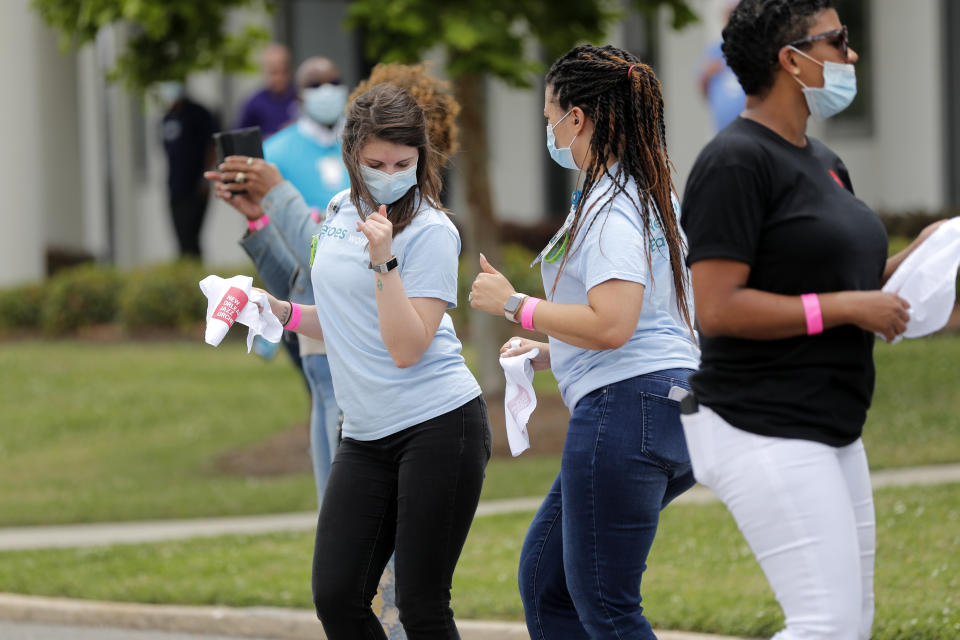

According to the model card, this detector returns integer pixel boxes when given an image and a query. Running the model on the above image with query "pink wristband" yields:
[520,297,542,331]
[283,302,301,331]
[248,215,270,232]
[801,293,823,335]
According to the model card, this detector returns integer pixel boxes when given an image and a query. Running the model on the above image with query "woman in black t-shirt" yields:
[679,2,944,638]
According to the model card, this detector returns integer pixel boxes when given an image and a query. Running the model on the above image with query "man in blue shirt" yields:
[264,57,349,220]
[698,1,746,132]
[242,56,350,509]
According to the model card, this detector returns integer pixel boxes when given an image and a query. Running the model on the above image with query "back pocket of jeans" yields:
[640,392,690,468]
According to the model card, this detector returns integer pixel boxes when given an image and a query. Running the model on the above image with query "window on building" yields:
[945,0,960,207]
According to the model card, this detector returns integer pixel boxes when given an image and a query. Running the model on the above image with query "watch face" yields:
[369,257,397,273]
[505,295,522,313]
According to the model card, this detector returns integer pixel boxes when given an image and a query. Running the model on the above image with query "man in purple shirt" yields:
[237,43,298,138]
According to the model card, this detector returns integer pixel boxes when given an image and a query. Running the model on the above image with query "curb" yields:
[0,593,757,640]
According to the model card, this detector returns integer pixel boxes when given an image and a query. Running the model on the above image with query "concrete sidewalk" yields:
[0,463,957,640]
[0,594,756,640]
[1,463,958,551]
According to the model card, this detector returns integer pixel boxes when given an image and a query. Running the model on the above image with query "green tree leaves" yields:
[347,0,697,87]
[31,0,271,93]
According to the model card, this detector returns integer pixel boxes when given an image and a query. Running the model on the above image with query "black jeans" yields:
[169,189,209,258]
[312,395,491,640]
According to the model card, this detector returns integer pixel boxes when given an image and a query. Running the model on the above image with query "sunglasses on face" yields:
[304,78,342,89]
[787,25,849,59]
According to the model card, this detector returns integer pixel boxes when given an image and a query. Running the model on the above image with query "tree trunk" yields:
[452,72,504,394]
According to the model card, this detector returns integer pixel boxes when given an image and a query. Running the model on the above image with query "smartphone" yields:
[213,126,264,194]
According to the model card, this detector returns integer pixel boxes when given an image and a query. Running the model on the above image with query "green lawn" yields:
[0,334,958,527]
[0,483,956,639]
[866,335,960,468]
[0,341,316,526]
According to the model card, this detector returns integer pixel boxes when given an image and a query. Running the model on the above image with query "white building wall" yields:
[657,0,718,198]
[822,0,944,212]
[487,78,546,223]
[1,0,950,290]
[0,1,70,286]
[657,0,946,213]
[77,46,110,259]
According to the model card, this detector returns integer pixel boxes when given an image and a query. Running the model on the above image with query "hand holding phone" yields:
[213,127,264,194]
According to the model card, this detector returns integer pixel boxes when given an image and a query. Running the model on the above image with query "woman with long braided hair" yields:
[470,44,700,638]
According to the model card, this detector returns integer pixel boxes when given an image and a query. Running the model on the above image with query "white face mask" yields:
[546,109,580,171]
[157,81,185,107]
[360,162,418,205]
[303,84,348,126]
[788,46,857,121]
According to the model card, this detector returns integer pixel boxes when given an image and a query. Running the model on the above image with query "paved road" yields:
[0,620,273,640]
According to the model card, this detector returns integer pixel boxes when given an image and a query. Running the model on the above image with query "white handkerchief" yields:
[499,340,539,457]
[882,217,960,344]
[198,275,284,352]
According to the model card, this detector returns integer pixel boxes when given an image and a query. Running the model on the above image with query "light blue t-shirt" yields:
[310,190,481,440]
[541,174,701,411]
[263,118,350,215]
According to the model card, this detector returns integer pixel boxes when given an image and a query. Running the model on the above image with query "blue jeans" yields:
[302,354,341,507]
[519,369,696,639]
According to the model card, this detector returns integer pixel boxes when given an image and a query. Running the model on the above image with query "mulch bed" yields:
[215,391,572,476]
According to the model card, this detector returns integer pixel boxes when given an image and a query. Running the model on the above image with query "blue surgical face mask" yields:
[360,162,418,205]
[788,46,857,121]
[303,84,348,126]
[546,109,580,170]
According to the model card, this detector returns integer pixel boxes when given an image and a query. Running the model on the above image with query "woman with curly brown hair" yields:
[350,62,460,163]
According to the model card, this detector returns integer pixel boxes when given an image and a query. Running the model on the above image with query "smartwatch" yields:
[503,293,529,323]
[368,256,399,274]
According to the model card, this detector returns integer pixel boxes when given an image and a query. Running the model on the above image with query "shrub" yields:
[500,244,545,299]
[0,283,46,332]
[40,264,122,334]
[450,244,543,334]
[878,210,959,238]
[118,260,209,333]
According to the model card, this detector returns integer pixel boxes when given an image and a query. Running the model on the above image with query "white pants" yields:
[681,404,875,640]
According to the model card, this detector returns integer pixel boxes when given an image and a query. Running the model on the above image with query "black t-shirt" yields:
[680,117,888,446]
[162,98,217,197]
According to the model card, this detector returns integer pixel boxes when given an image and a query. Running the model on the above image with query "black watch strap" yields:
[368,256,399,273]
